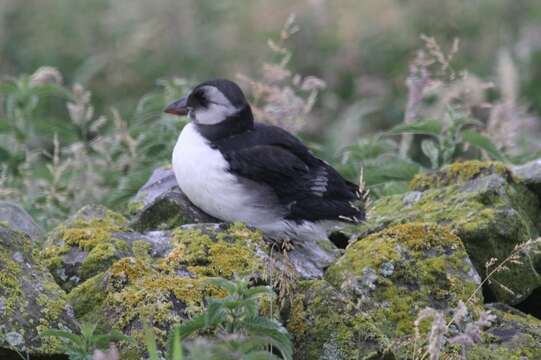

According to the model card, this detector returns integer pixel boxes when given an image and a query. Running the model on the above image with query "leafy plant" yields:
[387,110,506,169]
[155,277,292,360]
[41,322,128,360]
[339,137,422,198]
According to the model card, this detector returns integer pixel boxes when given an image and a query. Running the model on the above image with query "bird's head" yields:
[165,79,251,126]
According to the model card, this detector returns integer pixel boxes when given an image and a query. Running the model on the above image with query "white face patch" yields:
[192,86,239,125]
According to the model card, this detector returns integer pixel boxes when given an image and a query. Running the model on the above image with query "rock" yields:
[362,161,541,305]
[289,223,483,359]
[287,280,392,360]
[513,159,541,198]
[0,223,76,355]
[129,188,219,232]
[0,201,43,243]
[285,237,342,280]
[128,167,218,232]
[62,222,269,358]
[466,303,541,358]
[131,167,178,206]
[42,205,133,291]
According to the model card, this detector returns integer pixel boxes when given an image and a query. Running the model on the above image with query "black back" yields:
[209,123,365,223]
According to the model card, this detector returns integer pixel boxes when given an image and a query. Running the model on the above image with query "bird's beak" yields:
[164,96,189,116]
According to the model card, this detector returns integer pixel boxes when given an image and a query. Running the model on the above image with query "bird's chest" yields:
[172,123,245,221]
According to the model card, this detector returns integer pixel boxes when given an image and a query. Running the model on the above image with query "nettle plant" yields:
[41,322,128,360]
[0,67,189,229]
[144,277,293,360]
[387,110,506,170]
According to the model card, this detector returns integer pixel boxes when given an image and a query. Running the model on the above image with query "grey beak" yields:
[164,96,189,116]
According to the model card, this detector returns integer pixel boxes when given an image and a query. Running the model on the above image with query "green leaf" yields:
[206,278,237,294]
[177,314,207,339]
[421,139,440,169]
[244,286,275,299]
[0,146,11,162]
[462,129,507,161]
[92,330,129,349]
[143,327,161,360]
[240,317,292,360]
[166,326,183,360]
[79,322,97,340]
[205,301,226,329]
[363,157,422,185]
[385,120,443,137]
[40,329,84,348]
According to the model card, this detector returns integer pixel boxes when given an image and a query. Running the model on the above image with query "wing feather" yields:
[215,124,365,223]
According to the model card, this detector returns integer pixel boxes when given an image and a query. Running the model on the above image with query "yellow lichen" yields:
[42,207,129,284]
[410,160,512,191]
[287,294,308,337]
[325,223,480,341]
[132,239,152,260]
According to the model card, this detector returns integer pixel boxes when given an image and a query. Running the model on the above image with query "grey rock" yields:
[133,167,178,206]
[513,159,541,197]
[129,188,219,232]
[0,201,43,243]
[0,224,76,355]
[362,166,541,305]
[129,167,219,231]
[287,237,341,279]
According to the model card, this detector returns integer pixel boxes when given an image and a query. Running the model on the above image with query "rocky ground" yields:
[1,160,541,359]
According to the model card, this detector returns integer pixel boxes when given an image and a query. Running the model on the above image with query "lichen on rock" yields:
[0,223,76,355]
[361,161,541,305]
[327,223,481,339]
[63,222,269,357]
[410,160,513,191]
[288,280,391,360]
[42,205,131,291]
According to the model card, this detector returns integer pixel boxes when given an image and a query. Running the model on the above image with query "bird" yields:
[165,79,364,242]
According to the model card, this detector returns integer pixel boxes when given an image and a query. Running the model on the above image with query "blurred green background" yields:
[4,0,541,126]
[2,0,541,228]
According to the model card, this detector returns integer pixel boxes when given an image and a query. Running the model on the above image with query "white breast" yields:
[172,123,281,226]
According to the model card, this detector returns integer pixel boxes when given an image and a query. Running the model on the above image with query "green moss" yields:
[127,200,145,216]
[42,207,129,286]
[162,223,266,278]
[410,160,512,191]
[290,280,391,360]
[360,165,540,305]
[0,226,75,354]
[63,223,267,358]
[132,239,152,261]
[465,307,541,359]
[325,223,481,342]
[66,272,107,319]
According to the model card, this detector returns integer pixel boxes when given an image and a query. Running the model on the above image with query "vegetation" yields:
[41,322,128,360]
[2,1,541,359]
[42,277,291,360]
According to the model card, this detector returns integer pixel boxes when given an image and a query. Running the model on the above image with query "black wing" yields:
[213,124,365,223]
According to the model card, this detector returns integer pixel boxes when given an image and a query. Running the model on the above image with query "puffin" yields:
[165,79,364,242]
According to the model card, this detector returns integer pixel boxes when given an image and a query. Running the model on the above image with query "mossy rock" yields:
[513,158,541,199]
[465,303,541,359]
[64,222,268,358]
[0,201,43,244]
[128,167,219,231]
[0,224,76,355]
[362,161,541,305]
[409,161,513,191]
[288,280,393,360]
[41,205,132,291]
[324,223,481,351]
